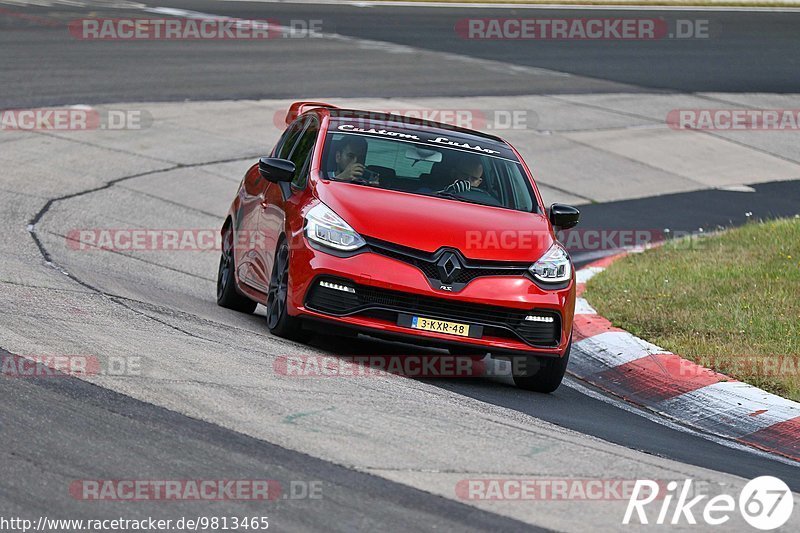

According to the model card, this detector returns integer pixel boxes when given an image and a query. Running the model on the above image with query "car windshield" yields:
[320,122,538,213]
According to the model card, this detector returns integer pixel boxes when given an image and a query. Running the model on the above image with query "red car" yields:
[217,102,580,392]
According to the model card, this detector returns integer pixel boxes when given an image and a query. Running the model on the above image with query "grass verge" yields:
[585,217,800,401]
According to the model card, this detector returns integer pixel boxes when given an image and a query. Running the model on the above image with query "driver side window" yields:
[287,118,319,190]
[274,119,305,159]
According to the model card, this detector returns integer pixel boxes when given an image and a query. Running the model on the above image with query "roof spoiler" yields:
[284,101,338,125]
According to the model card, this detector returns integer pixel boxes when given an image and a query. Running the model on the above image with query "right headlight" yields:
[305,202,366,252]
[529,243,571,284]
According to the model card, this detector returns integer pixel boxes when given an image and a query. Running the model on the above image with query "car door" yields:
[255,116,319,292]
[234,164,269,289]
[238,118,306,296]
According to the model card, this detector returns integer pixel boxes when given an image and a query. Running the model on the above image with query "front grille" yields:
[365,237,529,290]
[305,277,561,347]
[370,245,441,280]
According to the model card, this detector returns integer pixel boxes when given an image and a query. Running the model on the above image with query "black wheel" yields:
[512,340,571,393]
[217,226,257,314]
[266,239,307,341]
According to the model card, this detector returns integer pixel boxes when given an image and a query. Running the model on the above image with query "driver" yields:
[440,155,484,194]
[327,136,369,182]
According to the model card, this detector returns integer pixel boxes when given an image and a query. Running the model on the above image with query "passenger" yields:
[439,156,484,194]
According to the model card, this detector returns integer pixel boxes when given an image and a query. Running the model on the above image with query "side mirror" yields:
[549,203,580,230]
[259,157,295,183]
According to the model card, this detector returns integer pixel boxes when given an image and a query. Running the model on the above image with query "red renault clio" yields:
[217,102,580,392]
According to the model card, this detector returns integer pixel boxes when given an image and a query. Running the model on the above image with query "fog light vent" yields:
[524,315,554,323]
[320,280,356,294]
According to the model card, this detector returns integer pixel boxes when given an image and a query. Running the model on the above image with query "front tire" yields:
[266,239,307,341]
[512,340,571,393]
[217,227,257,314]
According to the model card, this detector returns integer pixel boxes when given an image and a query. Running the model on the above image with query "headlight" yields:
[305,202,366,251]
[529,243,571,284]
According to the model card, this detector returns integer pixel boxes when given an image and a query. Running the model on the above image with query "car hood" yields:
[316,183,554,262]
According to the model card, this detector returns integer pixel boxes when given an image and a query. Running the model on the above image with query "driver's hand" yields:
[442,179,471,194]
[337,162,365,181]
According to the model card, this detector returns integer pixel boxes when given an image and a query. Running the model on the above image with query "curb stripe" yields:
[737,416,800,461]
[572,331,670,376]
[575,283,586,297]
[656,381,800,439]
[572,312,622,341]
[590,353,728,404]
[571,250,800,462]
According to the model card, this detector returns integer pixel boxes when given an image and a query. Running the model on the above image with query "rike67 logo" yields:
[624,477,794,530]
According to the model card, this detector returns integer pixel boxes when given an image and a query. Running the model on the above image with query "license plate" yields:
[410,316,470,337]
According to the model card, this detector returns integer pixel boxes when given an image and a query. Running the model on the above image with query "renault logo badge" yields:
[436,252,462,283]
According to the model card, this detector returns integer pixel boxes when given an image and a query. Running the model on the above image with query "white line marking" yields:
[147,6,571,79]
[717,184,757,192]
[574,297,597,315]
[576,265,604,283]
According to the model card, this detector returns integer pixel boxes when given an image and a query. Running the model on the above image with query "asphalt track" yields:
[1,1,799,531]
[2,0,800,107]
[571,179,800,264]
[0,348,536,532]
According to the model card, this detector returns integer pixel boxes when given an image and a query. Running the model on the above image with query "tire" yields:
[217,226,257,314]
[266,239,307,341]
[512,340,571,393]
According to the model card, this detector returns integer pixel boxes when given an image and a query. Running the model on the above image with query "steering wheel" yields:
[461,188,503,207]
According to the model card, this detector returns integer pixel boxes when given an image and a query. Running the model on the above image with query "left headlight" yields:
[529,243,572,284]
[305,202,366,252]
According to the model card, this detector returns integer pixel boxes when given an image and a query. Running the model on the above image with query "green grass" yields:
[585,217,800,401]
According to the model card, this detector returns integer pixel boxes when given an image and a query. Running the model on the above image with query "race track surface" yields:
[1,1,799,531]
[2,0,800,107]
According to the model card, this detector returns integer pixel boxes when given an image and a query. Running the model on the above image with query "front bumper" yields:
[288,235,575,356]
